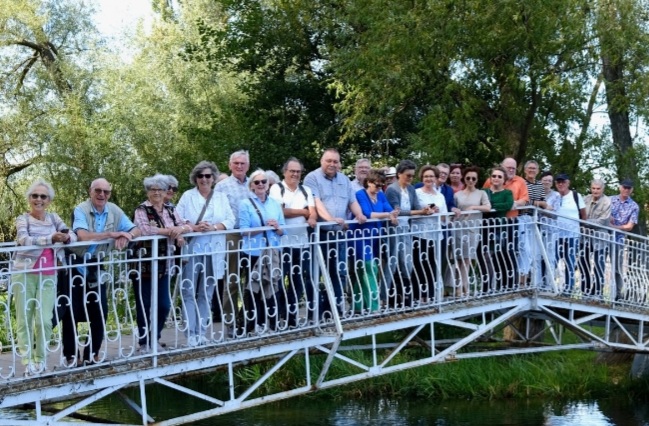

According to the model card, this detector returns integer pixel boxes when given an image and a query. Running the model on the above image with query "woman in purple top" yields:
[353,170,399,312]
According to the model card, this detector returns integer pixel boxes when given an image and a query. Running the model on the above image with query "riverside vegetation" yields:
[226,349,645,402]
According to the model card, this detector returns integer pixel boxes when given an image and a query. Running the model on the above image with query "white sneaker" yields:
[187,335,199,347]
[198,335,209,345]
[137,345,150,355]
[24,361,44,376]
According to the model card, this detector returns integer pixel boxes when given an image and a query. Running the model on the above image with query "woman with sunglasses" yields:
[353,169,399,313]
[239,169,285,334]
[385,160,433,307]
[163,175,179,207]
[176,161,235,347]
[452,166,491,298]
[12,179,76,375]
[480,166,514,293]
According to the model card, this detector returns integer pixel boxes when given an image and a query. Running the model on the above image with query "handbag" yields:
[247,197,282,297]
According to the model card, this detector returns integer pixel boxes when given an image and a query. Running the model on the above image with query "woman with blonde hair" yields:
[12,179,77,375]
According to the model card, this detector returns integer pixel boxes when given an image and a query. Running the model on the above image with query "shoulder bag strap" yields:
[248,197,272,246]
[195,189,214,225]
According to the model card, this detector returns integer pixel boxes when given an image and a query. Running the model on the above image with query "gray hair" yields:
[143,174,170,191]
[26,179,55,201]
[164,174,179,187]
[189,161,219,186]
[524,160,539,168]
[248,169,267,190]
[282,157,303,173]
[355,158,371,168]
[591,178,606,187]
[229,150,250,163]
[437,162,450,170]
[265,170,280,186]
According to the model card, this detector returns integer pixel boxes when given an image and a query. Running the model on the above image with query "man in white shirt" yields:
[269,157,317,327]
[552,173,586,294]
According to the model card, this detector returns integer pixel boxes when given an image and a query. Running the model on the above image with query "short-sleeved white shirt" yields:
[269,180,315,246]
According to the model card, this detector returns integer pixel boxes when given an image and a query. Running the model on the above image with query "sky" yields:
[94,0,152,38]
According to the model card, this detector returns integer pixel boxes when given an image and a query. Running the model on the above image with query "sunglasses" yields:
[253,179,268,185]
[93,188,112,195]
[622,185,632,190]
[197,173,213,179]
[168,186,178,192]
[30,193,48,200]
[491,174,504,179]
[465,176,477,181]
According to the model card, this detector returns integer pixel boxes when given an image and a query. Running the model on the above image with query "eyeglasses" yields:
[197,173,213,179]
[438,172,448,176]
[148,188,164,193]
[93,188,112,195]
[422,175,437,179]
[30,193,48,200]
[491,174,504,179]
[287,170,302,174]
[253,179,268,185]
[465,176,477,181]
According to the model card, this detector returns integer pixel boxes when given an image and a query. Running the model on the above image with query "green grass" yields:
[227,348,640,402]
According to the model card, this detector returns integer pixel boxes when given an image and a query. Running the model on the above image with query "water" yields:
[4,396,649,425]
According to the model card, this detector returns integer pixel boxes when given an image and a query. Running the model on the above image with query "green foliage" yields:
[230,349,635,401]
[1,0,649,238]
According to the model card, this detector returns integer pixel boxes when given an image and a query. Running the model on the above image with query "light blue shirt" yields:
[239,193,285,256]
[73,202,135,257]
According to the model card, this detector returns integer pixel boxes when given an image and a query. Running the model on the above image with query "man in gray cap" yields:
[610,178,639,301]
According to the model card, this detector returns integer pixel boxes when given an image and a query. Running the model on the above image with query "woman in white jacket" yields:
[176,161,235,347]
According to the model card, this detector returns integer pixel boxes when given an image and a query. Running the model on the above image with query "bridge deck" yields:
[1,214,649,424]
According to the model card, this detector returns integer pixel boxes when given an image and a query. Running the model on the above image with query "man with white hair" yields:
[62,178,140,365]
[580,179,611,297]
[351,158,371,193]
[215,150,250,331]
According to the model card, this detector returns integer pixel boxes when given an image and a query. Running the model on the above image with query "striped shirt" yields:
[522,179,545,216]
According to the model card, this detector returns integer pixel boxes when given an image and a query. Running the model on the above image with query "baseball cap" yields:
[620,178,634,188]
[555,173,570,181]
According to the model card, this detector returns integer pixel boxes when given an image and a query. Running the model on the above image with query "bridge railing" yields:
[0,209,646,380]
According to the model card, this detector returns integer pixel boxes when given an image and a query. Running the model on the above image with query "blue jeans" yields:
[133,272,171,347]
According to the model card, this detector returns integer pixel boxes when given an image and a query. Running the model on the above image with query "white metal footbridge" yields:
[1,209,648,425]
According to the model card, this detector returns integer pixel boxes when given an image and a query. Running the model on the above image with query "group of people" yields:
[9,149,639,376]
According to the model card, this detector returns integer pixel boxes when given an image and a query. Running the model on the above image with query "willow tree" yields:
[0,0,103,237]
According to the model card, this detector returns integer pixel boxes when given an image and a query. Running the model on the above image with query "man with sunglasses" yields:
[610,179,639,301]
[62,178,140,366]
